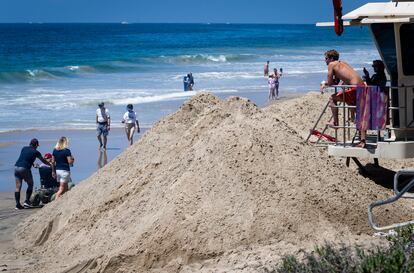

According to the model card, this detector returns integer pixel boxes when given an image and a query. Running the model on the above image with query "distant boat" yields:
[121,21,129,25]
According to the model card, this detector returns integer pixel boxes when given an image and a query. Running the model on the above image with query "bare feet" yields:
[327,121,338,128]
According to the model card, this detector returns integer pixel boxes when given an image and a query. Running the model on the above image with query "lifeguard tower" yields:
[315,0,414,231]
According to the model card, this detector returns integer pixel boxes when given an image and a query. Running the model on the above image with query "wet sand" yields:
[0,192,33,272]
[0,91,308,272]
[0,128,146,192]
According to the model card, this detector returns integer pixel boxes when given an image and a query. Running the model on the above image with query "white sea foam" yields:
[110,91,197,105]
[67,66,80,71]
[172,71,261,81]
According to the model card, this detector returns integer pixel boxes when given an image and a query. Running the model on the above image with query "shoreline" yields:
[0,127,146,192]
[0,91,306,272]
[0,90,301,192]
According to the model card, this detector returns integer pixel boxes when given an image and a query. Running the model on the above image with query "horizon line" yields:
[0,22,316,25]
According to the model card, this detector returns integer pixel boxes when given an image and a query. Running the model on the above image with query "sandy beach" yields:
[0,128,144,192]
[1,91,414,272]
[0,90,288,193]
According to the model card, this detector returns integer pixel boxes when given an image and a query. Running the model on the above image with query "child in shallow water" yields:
[268,75,276,101]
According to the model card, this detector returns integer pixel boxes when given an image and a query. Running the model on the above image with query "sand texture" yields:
[8,92,414,272]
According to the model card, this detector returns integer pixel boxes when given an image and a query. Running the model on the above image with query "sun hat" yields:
[44,153,52,159]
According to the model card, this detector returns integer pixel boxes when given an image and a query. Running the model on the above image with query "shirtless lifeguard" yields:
[320,49,363,127]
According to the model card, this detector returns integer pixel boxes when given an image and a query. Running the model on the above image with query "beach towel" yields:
[356,85,388,131]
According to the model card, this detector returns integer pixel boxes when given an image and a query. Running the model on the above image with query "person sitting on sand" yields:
[53,137,74,199]
[320,49,363,127]
[122,104,140,146]
[96,102,110,150]
[14,138,54,209]
[37,153,59,188]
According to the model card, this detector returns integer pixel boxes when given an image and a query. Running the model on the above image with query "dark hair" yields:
[373,60,385,70]
[127,104,133,110]
[325,49,339,61]
[30,138,39,147]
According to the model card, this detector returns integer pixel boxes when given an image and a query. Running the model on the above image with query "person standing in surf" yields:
[96,102,111,150]
[183,75,189,91]
[273,68,282,99]
[188,73,194,91]
[268,75,276,101]
[264,61,270,77]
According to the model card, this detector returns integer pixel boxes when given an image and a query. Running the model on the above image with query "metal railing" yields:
[307,84,414,146]
[368,170,414,231]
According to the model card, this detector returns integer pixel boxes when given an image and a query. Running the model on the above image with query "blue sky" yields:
[0,0,388,23]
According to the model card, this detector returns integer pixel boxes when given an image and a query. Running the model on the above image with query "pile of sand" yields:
[13,92,414,273]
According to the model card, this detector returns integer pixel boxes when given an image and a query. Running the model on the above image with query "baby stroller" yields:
[30,163,74,206]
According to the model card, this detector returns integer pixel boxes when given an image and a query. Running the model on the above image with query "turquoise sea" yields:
[0,23,379,132]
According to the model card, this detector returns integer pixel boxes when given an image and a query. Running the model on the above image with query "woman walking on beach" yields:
[52,137,74,199]
[122,104,140,146]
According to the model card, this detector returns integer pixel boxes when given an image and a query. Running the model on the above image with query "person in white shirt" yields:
[96,102,110,150]
[121,104,140,146]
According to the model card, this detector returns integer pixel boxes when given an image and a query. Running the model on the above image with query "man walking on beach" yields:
[14,138,53,209]
[320,49,363,127]
[96,102,111,150]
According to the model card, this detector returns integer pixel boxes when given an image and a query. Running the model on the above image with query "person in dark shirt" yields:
[188,72,194,91]
[363,60,387,87]
[14,138,53,209]
[52,136,74,199]
[38,153,59,188]
[183,75,190,91]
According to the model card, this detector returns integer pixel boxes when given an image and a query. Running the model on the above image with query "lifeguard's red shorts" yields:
[333,87,356,106]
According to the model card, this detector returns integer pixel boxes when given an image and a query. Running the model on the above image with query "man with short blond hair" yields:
[321,49,363,127]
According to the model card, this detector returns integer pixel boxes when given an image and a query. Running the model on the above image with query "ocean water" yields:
[0,23,379,132]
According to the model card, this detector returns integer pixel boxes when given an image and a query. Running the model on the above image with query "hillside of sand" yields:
[9,92,414,273]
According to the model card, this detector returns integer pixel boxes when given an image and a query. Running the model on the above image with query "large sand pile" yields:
[14,92,414,273]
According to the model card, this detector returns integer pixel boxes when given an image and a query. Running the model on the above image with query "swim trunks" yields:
[97,123,109,136]
[333,87,357,106]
